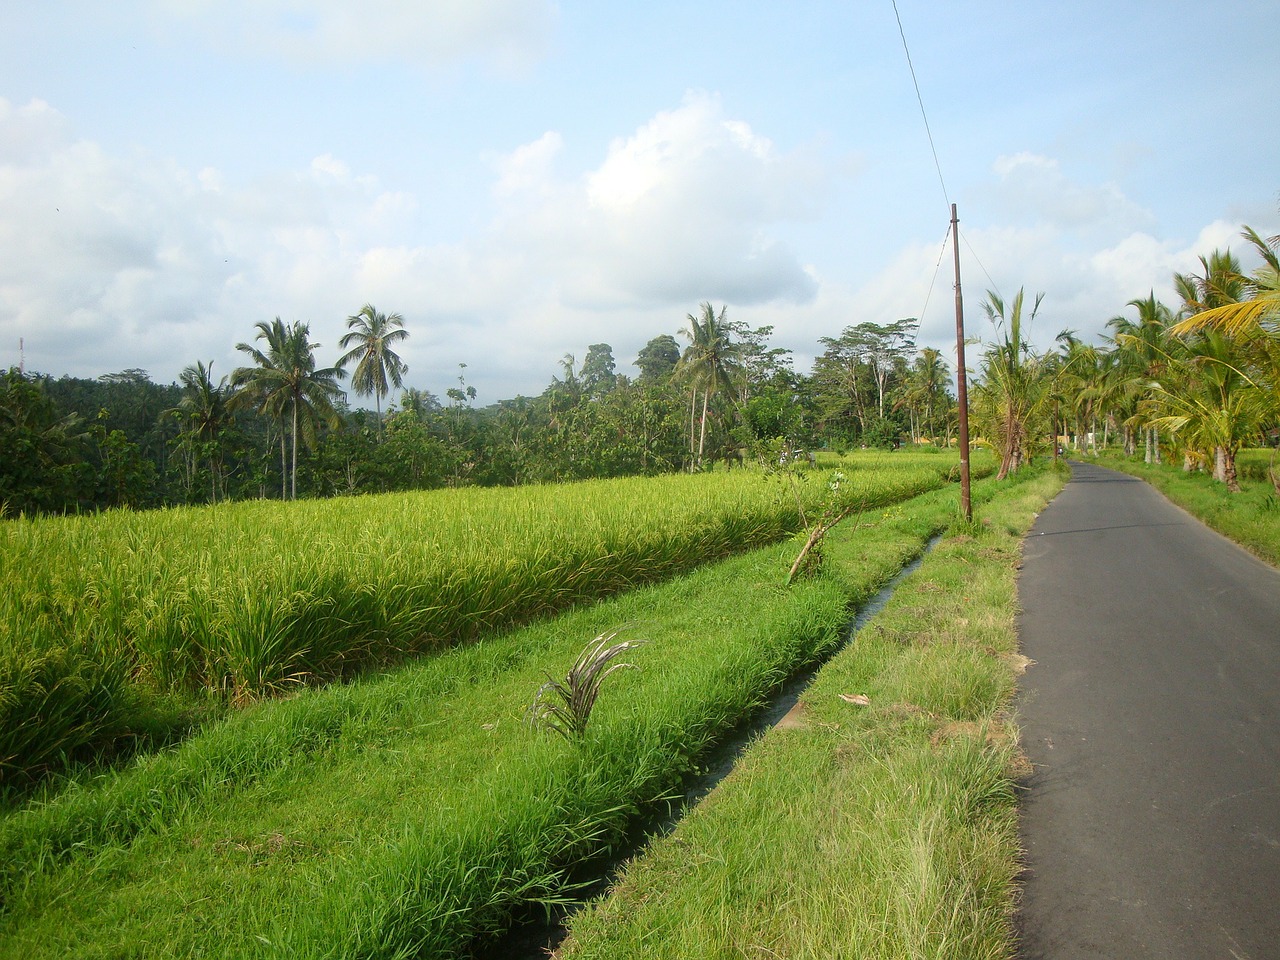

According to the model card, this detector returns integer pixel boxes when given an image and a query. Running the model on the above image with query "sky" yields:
[1,1,1277,404]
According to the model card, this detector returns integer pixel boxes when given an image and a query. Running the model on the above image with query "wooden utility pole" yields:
[951,203,972,521]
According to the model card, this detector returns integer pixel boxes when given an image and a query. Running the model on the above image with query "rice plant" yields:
[1,452,980,784]
[529,630,647,739]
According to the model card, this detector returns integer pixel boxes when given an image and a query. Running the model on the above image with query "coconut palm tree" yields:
[337,304,409,438]
[1143,329,1264,492]
[168,360,231,503]
[898,347,950,444]
[231,318,345,500]
[677,302,743,468]
[974,288,1048,480]
[1049,331,1106,455]
[1174,249,1248,318]
[1106,293,1176,463]
[1171,226,1280,396]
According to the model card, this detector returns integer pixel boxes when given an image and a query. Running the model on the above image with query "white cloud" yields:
[5,90,1270,404]
[149,0,559,71]
[488,131,563,199]
[0,98,69,164]
[986,151,1155,238]
[497,91,827,310]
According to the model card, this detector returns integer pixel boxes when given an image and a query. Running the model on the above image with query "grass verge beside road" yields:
[555,468,1066,959]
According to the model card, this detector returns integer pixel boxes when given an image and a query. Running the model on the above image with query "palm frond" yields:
[528,630,647,739]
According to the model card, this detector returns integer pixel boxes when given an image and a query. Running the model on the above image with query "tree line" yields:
[5,220,1278,517]
[2,302,964,516]
[971,222,1280,491]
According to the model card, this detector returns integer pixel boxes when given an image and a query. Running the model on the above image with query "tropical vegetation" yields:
[2,301,963,517]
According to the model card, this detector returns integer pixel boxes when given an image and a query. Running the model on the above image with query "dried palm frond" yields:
[528,630,647,739]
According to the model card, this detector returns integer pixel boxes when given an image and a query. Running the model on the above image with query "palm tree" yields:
[677,302,743,467]
[398,387,439,420]
[1048,331,1100,455]
[168,360,231,503]
[1173,249,1248,318]
[231,318,345,500]
[1171,226,1280,400]
[1106,293,1176,463]
[974,288,1048,480]
[898,347,950,444]
[1143,329,1264,492]
[337,304,409,438]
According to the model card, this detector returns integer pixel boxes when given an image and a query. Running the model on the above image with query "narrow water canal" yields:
[480,538,939,959]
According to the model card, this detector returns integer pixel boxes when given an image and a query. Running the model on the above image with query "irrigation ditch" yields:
[483,537,942,960]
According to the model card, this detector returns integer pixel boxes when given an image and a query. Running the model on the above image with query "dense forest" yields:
[3,220,1278,517]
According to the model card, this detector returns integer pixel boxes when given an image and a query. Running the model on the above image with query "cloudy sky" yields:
[2,1,1276,403]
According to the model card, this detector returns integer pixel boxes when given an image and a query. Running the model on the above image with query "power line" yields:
[892,0,949,212]
[916,223,954,331]
[960,228,1002,303]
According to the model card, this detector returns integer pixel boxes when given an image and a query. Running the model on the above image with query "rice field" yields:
[1,453,974,787]
[0,471,994,959]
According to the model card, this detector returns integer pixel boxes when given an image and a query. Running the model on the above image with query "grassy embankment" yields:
[1,454,955,789]
[1096,449,1280,567]
[1,458,994,957]
[556,466,1066,960]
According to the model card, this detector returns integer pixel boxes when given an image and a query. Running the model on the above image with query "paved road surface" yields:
[1016,461,1280,959]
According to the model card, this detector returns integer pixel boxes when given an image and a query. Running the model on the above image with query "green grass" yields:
[555,469,1065,959]
[1098,452,1280,566]
[0,477,985,958]
[1236,447,1279,484]
[2,453,977,789]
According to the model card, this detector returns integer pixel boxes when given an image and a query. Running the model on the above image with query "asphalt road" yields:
[1016,461,1280,959]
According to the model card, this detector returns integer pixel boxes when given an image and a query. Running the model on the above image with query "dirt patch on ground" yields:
[776,700,809,730]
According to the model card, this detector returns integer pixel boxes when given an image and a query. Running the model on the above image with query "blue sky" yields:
[2,1,1276,403]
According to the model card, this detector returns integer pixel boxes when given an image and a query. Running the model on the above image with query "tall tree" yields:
[398,387,441,420]
[974,289,1047,479]
[677,302,743,467]
[1170,226,1280,443]
[812,319,916,445]
[635,334,681,382]
[168,360,232,503]
[337,304,409,438]
[579,343,618,396]
[1106,293,1176,463]
[898,347,951,445]
[231,318,345,500]
[1143,329,1263,491]
[0,368,88,515]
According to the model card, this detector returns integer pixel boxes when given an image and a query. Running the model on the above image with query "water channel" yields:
[480,538,939,959]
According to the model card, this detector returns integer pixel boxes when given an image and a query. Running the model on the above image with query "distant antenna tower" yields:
[18,337,23,375]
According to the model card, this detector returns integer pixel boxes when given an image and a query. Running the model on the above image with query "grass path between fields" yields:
[555,468,1066,960]
[0,475,998,959]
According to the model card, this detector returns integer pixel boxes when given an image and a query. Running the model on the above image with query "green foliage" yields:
[972,287,1050,480]
[0,369,91,516]
[336,304,409,434]
[0,645,133,791]
[555,468,1065,960]
[635,334,681,382]
[579,343,618,396]
[230,317,345,500]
